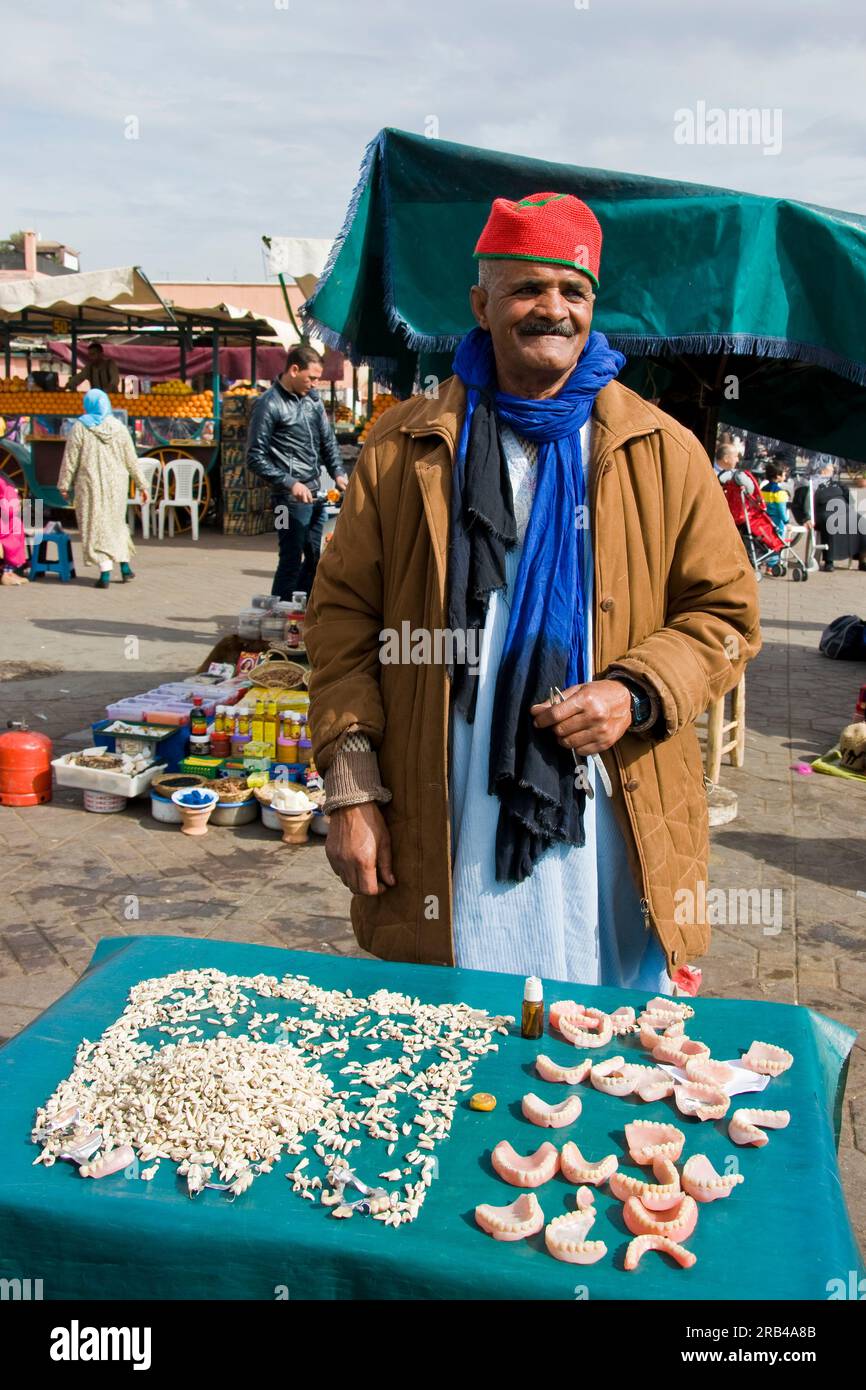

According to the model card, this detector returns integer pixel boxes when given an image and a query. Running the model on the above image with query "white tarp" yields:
[261,237,333,280]
[0,266,166,322]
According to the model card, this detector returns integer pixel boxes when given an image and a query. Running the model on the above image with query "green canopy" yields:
[307,129,866,460]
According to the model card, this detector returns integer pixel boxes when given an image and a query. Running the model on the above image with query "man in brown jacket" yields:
[306,191,760,984]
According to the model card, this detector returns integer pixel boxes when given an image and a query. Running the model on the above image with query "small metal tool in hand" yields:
[548,685,612,799]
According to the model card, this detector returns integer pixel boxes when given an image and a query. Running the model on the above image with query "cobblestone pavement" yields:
[1,529,864,1245]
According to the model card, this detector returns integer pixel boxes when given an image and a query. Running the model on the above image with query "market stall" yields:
[0,267,294,529]
[0,934,860,1300]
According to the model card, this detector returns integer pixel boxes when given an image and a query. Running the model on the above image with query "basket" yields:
[214,776,252,803]
[153,772,207,800]
[83,789,127,814]
[249,650,305,691]
[177,757,226,779]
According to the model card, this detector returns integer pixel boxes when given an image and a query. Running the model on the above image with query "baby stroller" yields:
[719,469,809,581]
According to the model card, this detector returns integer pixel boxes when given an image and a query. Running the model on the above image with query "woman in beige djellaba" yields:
[58,389,148,589]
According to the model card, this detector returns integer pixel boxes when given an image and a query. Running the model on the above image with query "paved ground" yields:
[1,528,865,1246]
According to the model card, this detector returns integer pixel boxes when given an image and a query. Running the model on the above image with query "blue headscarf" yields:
[449,326,625,882]
[78,388,113,430]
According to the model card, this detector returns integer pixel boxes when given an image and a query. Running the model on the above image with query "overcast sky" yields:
[3,0,863,280]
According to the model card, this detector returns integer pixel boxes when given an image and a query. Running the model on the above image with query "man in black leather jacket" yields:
[246,344,348,599]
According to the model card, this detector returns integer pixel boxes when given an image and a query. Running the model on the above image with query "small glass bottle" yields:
[521,976,544,1039]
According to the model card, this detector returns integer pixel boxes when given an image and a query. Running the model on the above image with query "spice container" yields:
[236,609,262,639]
[260,609,285,643]
[521,976,544,1039]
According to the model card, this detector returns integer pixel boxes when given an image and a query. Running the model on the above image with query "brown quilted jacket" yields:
[306,375,761,974]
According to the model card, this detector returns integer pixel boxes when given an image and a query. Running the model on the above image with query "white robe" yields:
[449,422,671,990]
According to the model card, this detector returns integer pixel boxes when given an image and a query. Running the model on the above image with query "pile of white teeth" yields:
[32,966,512,1227]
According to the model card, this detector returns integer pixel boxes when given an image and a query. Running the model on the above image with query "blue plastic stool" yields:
[29,528,77,582]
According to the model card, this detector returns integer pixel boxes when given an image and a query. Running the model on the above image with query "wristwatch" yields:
[615,677,654,731]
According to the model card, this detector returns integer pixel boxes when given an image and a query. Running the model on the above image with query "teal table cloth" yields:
[0,935,861,1300]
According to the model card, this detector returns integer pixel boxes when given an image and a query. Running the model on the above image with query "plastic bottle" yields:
[190,696,207,738]
[238,706,250,736]
[276,712,297,764]
[252,699,265,743]
[298,733,313,766]
[264,699,278,757]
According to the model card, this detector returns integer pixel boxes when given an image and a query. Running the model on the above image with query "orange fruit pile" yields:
[0,381,214,419]
[358,393,400,443]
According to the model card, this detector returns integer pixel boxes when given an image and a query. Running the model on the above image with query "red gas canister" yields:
[0,722,53,806]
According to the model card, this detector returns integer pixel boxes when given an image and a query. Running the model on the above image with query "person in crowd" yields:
[714,442,739,476]
[67,341,120,394]
[306,190,760,989]
[792,461,851,573]
[58,389,148,589]
[760,463,790,539]
[246,345,348,600]
[0,472,29,585]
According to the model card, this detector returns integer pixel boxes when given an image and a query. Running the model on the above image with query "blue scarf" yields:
[449,327,624,882]
[78,388,113,429]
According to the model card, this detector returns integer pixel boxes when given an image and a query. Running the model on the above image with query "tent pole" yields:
[212,327,221,438]
[4,326,10,377]
[250,332,257,386]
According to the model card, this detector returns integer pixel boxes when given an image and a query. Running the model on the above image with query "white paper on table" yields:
[657,1060,771,1115]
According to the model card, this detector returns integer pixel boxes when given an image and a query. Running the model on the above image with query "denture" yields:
[560,1141,619,1186]
[645,997,695,1022]
[548,1000,582,1032]
[652,1037,711,1068]
[632,1066,676,1103]
[589,1056,641,1098]
[521,1091,583,1128]
[681,1153,745,1202]
[610,1006,637,1036]
[673,1080,731,1122]
[741,1040,794,1077]
[545,1209,607,1264]
[575,1185,595,1209]
[558,1008,614,1049]
[623,1192,698,1243]
[624,1120,685,1166]
[491,1139,561,1187]
[535,1054,593,1085]
[475,1192,545,1241]
[684,1057,735,1088]
[624,1233,697,1270]
[729,1108,791,1147]
[79,1145,135,1179]
[609,1156,681,1210]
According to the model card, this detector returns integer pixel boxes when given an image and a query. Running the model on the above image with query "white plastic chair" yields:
[157,459,204,540]
[127,459,161,539]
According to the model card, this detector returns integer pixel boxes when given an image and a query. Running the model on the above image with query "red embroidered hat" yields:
[474,191,602,287]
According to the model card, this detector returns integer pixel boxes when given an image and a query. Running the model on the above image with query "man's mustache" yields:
[517,320,576,337]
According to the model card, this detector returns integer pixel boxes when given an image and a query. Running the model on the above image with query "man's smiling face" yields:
[469,260,596,394]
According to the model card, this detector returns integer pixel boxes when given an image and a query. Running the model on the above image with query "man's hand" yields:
[326,802,396,895]
[335,475,348,493]
[530,679,632,755]
[290,481,314,504]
